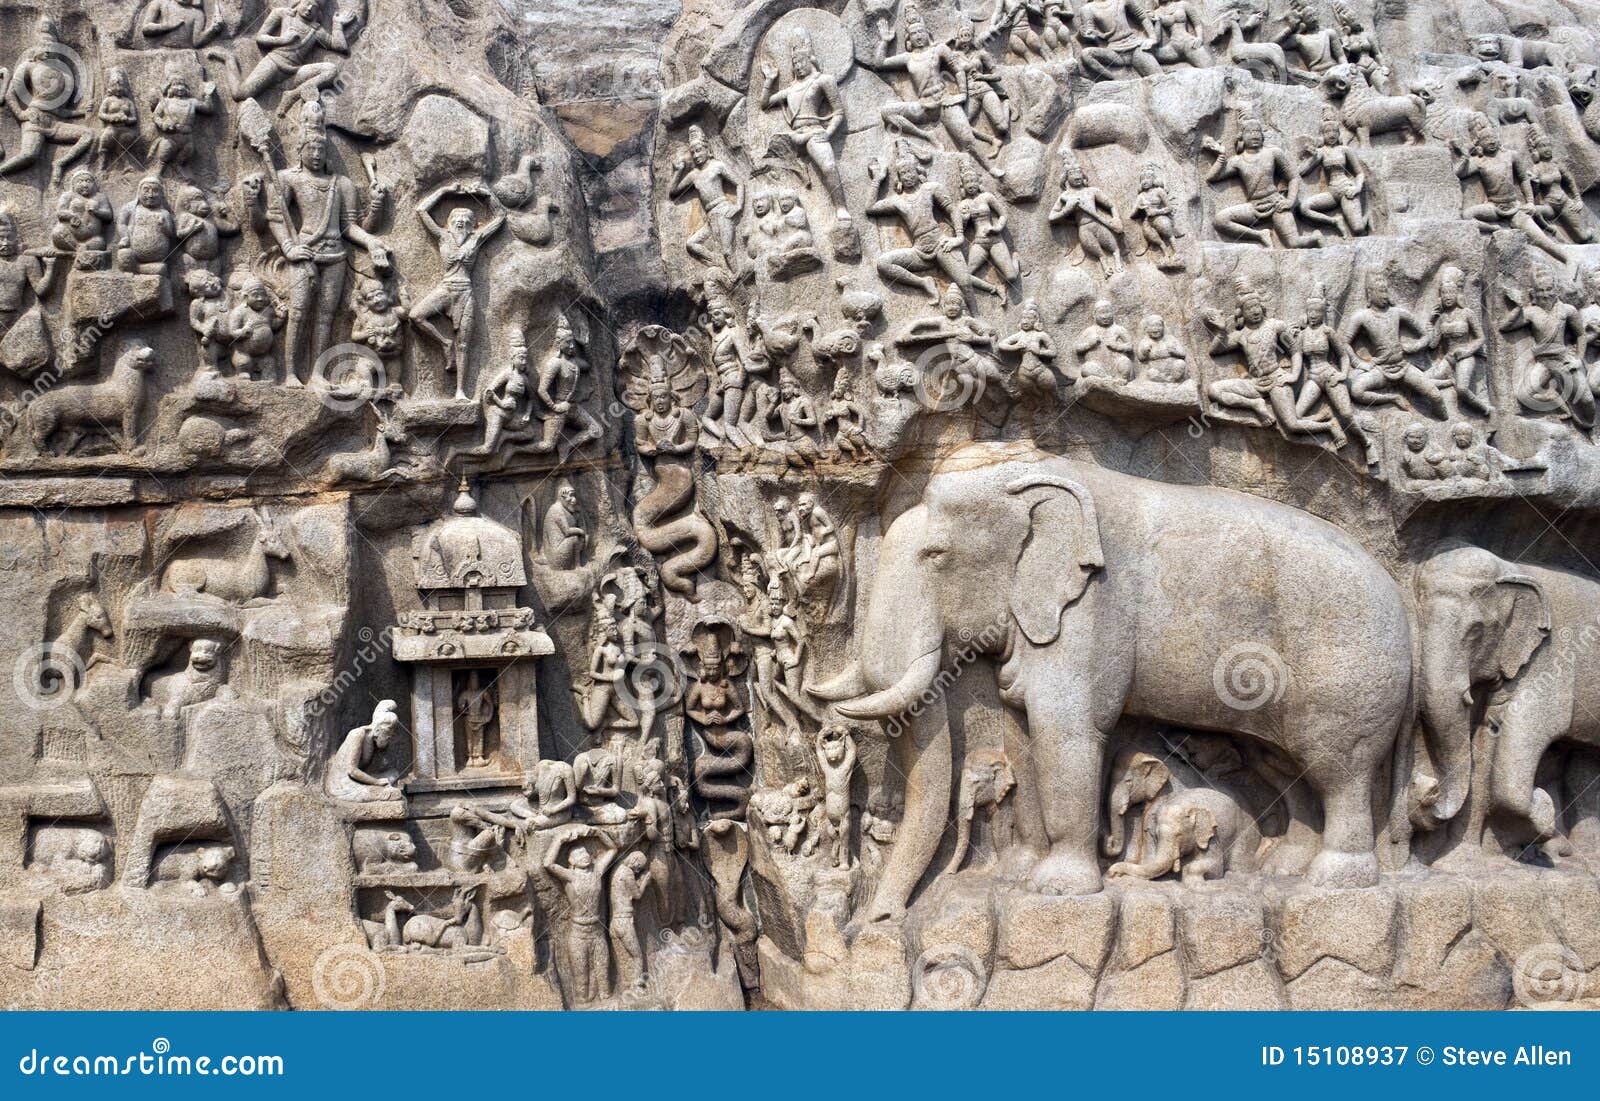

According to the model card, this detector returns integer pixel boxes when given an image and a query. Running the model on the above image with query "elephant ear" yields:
[1185,806,1217,851]
[1493,574,1551,681]
[1005,475,1105,646]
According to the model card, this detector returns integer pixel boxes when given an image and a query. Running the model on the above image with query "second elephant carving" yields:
[1412,542,1600,859]
[816,443,1412,921]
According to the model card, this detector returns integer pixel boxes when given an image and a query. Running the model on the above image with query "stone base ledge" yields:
[758,869,1600,1010]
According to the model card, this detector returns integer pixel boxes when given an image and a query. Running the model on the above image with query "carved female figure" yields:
[948,19,1010,146]
[1049,159,1125,276]
[1289,285,1374,464]
[1526,126,1594,245]
[1150,0,1212,69]
[823,371,870,457]
[1426,265,1490,416]
[957,158,1019,287]
[1130,164,1183,269]
[1297,110,1369,237]
[94,68,140,172]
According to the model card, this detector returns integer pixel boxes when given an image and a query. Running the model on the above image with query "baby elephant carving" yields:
[941,749,1015,876]
[1103,748,1258,885]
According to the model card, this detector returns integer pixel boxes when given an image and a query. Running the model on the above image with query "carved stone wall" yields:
[1,0,1599,1010]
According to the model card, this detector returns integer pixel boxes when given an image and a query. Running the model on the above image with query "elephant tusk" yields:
[835,649,944,721]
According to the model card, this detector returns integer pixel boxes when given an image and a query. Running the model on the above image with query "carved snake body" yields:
[692,721,753,822]
[633,460,717,597]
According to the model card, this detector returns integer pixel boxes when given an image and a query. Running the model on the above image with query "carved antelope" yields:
[54,592,114,690]
[362,891,415,950]
[1210,11,1287,84]
[325,404,408,483]
[164,507,293,604]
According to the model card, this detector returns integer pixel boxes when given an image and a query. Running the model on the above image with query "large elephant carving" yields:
[814,444,1412,921]
[1412,542,1600,856]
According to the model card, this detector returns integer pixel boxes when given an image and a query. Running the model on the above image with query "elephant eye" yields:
[921,546,948,564]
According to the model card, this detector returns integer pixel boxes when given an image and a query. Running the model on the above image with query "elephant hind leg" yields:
[1305,764,1380,888]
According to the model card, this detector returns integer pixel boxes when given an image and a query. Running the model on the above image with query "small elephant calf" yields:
[1103,748,1259,885]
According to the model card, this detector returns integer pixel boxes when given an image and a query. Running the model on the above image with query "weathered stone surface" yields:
[999,891,1116,974]
[2,0,1600,1012]
[1185,960,1286,1011]
[1097,950,1185,1010]
[1272,887,1398,981]
[1179,890,1265,979]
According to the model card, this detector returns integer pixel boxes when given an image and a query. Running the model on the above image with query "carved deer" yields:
[362,891,415,949]
[164,507,293,604]
[54,592,114,688]
[1210,11,1287,84]
[325,405,408,483]
[401,885,480,950]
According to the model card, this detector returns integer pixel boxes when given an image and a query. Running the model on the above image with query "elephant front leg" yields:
[1489,710,1560,850]
[864,706,952,922]
[1025,691,1111,895]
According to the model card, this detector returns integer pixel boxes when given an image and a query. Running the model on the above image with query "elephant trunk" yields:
[1413,655,1474,830]
[863,702,952,921]
[1102,782,1132,858]
[833,519,946,723]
